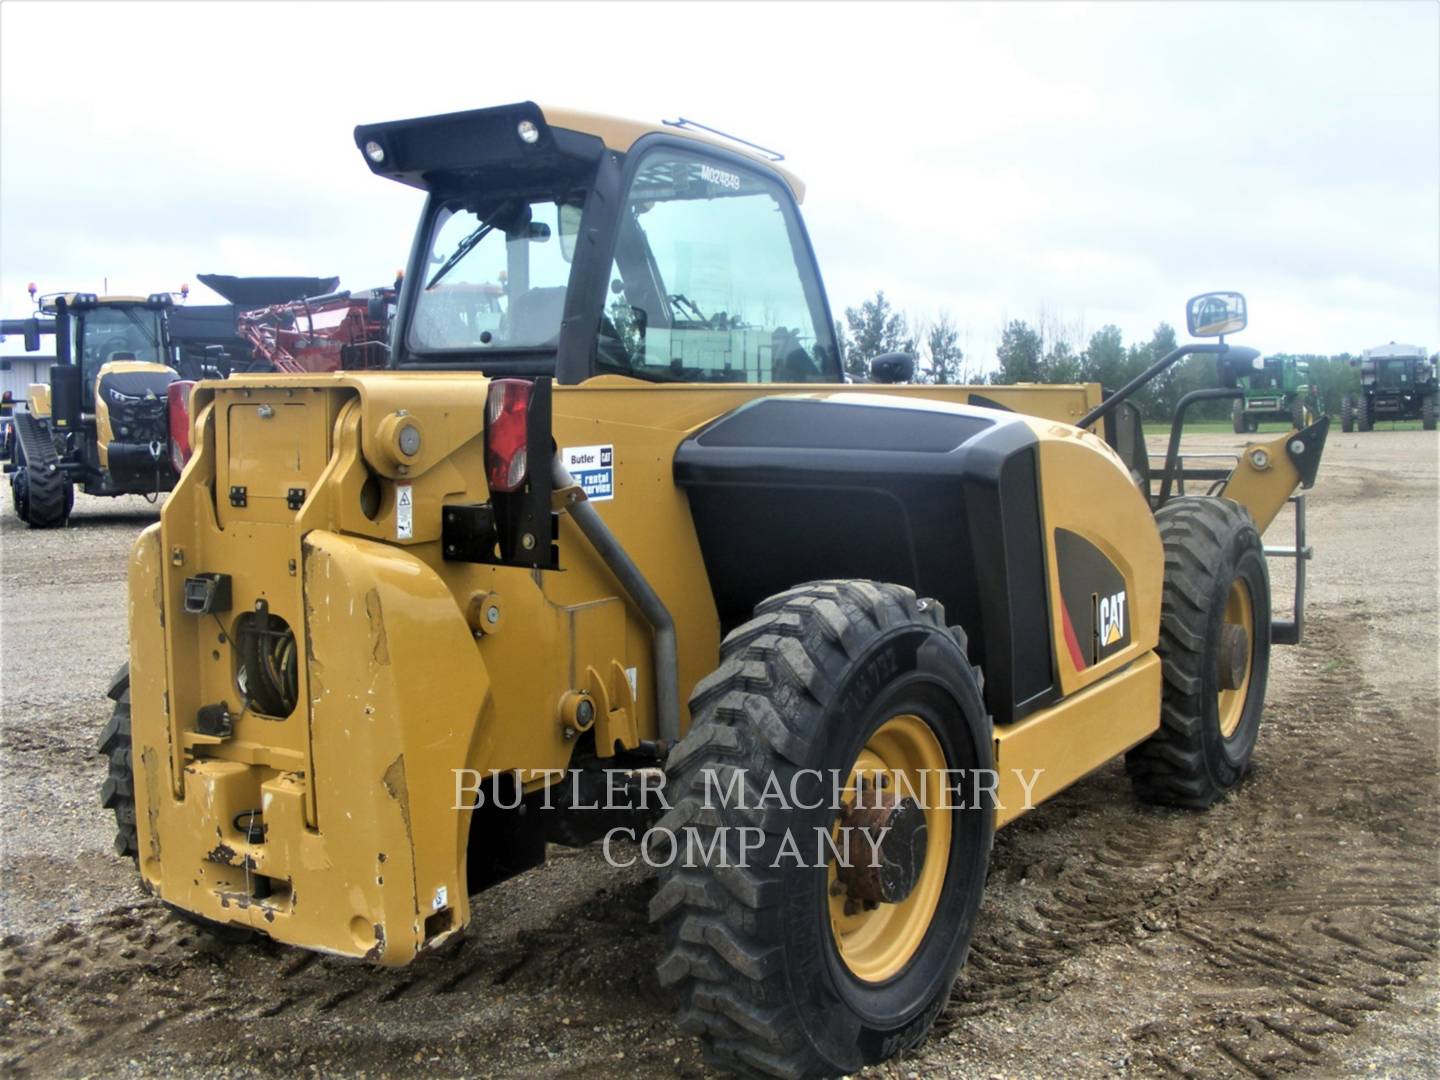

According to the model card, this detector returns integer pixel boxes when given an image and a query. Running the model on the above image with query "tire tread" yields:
[653,580,973,1078]
[1126,497,1266,808]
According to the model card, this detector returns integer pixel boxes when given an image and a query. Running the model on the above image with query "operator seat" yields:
[503,287,567,345]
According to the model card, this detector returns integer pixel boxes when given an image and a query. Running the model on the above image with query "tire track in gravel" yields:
[0,866,681,1078]
[1125,616,1439,1078]
[2,618,1433,1079]
[909,612,1437,1078]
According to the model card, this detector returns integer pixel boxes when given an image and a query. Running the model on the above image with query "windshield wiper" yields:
[427,203,513,290]
[120,308,159,348]
[427,223,495,290]
[669,293,707,322]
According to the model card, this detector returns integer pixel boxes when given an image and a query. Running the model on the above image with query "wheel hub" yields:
[829,713,951,983]
[1219,623,1249,691]
[835,785,927,905]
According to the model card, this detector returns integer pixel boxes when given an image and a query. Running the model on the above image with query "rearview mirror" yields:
[1187,291,1247,337]
[23,318,41,352]
[558,204,582,264]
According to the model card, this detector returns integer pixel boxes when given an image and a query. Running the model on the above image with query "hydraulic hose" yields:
[550,457,681,746]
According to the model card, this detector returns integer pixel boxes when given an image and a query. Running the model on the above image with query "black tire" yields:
[1357,395,1373,432]
[11,466,31,523]
[1341,396,1354,433]
[23,458,71,528]
[652,580,993,1078]
[1423,396,1436,431]
[1126,498,1271,808]
[99,665,138,858]
[1231,401,1247,434]
[1290,397,1308,429]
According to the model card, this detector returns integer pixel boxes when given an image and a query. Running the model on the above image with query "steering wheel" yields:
[101,336,132,359]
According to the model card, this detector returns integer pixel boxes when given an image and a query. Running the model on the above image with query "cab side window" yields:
[597,148,837,383]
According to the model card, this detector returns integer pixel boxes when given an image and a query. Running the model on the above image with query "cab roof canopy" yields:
[353,100,804,201]
[38,293,170,314]
[1363,343,1427,360]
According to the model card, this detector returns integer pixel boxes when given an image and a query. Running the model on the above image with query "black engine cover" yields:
[674,394,1057,725]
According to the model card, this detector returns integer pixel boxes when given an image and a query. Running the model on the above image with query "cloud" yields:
[2,1,1435,364]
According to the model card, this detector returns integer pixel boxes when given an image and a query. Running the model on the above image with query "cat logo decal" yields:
[1099,590,1127,647]
[1056,528,1133,670]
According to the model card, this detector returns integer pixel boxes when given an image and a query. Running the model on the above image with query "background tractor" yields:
[1232,353,1319,432]
[3,290,188,527]
[1342,342,1436,431]
[100,103,1328,1079]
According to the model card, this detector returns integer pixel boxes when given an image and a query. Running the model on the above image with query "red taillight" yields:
[167,380,195,473]
[485,378,532,493]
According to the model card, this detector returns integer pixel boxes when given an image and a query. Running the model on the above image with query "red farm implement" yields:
[238,286,395,373]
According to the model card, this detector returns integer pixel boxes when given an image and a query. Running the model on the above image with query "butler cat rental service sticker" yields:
[562,445,614,501]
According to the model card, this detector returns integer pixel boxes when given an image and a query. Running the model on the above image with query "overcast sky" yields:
[2,1,1436,372]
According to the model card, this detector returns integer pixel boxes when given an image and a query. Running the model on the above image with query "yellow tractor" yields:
[100,103,1328,1077]
[5,290,186,527]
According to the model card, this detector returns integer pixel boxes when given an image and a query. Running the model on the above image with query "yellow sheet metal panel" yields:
[1028,421,1164,697]
[993,652,1161,828]
[297,529,489,961]
[127,523,169,887]
[220,392,334,525]
[1221,429,1306,534]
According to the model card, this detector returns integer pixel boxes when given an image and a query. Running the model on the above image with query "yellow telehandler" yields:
[100,103,1326,1077]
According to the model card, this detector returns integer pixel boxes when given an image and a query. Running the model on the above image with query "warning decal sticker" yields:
[396,483,413,539]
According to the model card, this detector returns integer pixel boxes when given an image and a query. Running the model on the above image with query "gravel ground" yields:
[0,429,1436,1078]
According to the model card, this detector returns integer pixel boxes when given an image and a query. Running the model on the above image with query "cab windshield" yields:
[598,149,837,383]
[1374,360,1414,388]
[1249,361,1283,390]
[77,306,166,389]
[408,197,578,354]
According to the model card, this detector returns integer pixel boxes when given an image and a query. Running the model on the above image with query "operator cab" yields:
[357,102,842,385]
[40,294,174,409]
[76,305,169,405]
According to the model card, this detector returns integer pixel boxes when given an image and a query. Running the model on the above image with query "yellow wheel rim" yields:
[1218,579,1255,738]
[828,713,950,983]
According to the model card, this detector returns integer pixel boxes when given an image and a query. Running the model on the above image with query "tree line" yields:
[835,290,1361,421]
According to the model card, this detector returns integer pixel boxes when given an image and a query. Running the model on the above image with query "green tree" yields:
[994,319,1044,384]
[1081,324,1128,391]
[918,311,964,384]
[1135,322,1181,419]
[1043,340,1083,383]
[1157,354,1225,421]
[842,290,915,379]
[1305,354,1360,416]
